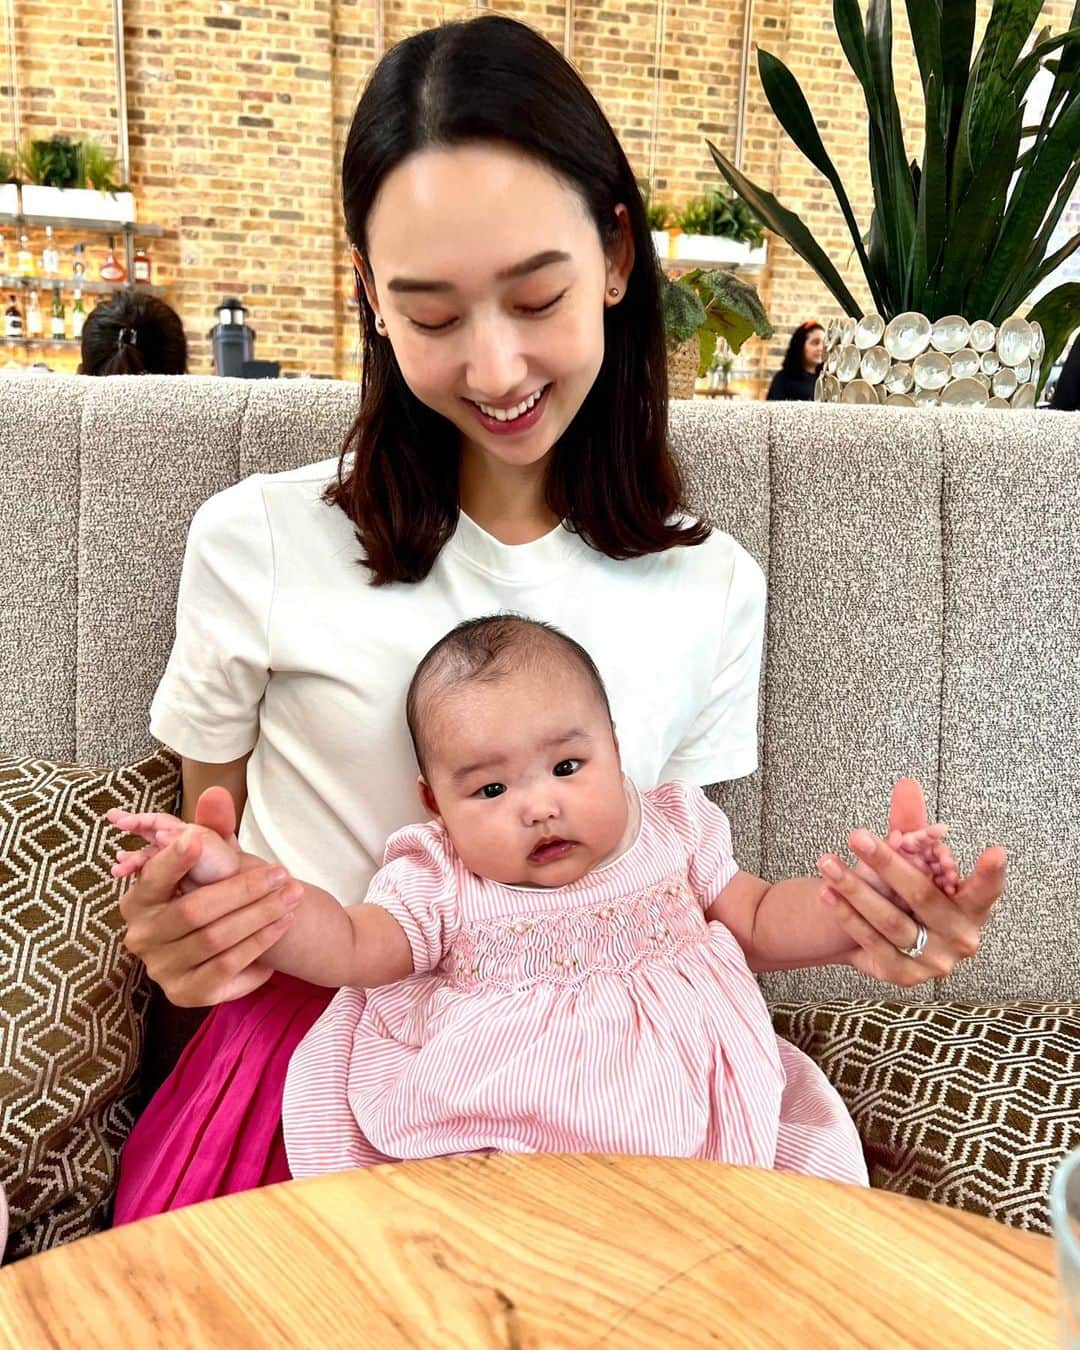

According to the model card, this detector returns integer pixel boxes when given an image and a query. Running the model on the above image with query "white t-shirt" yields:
[150,458,765,903]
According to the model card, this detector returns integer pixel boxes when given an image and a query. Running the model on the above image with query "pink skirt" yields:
[113,975,333,1224]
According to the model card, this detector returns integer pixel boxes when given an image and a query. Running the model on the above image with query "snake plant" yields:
[709,0,1080,390]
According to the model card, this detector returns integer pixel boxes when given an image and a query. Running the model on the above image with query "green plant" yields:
[0,149,16,184]
[661,265,774,375]
[78,139,128,195]
[709,0,1080,391]
[676,188,765,247]
[638,178,673,231]
[16,135,129,194]
[18,136,81,188]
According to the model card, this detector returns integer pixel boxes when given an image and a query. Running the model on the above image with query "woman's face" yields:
[803,326,825,370]
[356,141,633,480]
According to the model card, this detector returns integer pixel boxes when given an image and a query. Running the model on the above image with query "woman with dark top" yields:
[766,320,824,401]
[1050,333,1080,411]
[79,293,189,376]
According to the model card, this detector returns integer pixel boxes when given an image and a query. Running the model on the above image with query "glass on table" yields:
[1052,1147,1080,1348]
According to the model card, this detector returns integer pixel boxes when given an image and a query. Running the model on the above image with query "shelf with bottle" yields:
[0,213,164,238]
[0,274,165,297]
[1,335,82,349]
[0,229,161,293]
[5,282,93,345]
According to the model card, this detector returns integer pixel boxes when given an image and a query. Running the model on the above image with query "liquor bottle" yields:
[100,236,127,283]
[17,234,34,276]
[72,243,87,279]
[50,284,66,339]
[42,226,60,276]
[4,293,22,339]
[25,287,43,338]
[132,245,152,284]
[71,288,87,340]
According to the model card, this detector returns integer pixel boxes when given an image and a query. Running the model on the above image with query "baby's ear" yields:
[417,776,443,824]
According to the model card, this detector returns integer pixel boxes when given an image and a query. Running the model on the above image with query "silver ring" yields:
[897,922,928,959]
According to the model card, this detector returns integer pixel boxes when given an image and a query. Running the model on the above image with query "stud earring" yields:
[608,287,620,297]
[374,315,387,333]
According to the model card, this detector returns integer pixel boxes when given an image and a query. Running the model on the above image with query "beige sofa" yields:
[1,375,1077,1258]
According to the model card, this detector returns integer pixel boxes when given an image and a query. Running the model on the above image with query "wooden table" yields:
[0,1154,1054,1348]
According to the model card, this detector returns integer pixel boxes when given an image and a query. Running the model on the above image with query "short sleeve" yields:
[660,541,765,786]
[149,478,274,761]
[364,824,460,976]
[652,780,739,911]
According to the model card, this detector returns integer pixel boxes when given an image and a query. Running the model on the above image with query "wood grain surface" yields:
[0,1154,1055,1348]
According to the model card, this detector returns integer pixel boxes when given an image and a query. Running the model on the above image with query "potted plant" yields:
[639,179,674,259]
[0,150,17,215]
[20,136,135,223]
[708,0,1080,407]
[661,264,774,397]
[671,187,768,266]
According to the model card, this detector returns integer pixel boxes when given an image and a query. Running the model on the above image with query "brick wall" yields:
[2,0,1075,384]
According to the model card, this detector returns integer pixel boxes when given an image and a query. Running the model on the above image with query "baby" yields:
[110,615,957,1184]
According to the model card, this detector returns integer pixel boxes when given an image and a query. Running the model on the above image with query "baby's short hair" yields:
[406,614,613,776]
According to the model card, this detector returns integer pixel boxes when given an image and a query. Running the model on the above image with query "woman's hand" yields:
[119,787,304,1007]
[816,779,1006,988]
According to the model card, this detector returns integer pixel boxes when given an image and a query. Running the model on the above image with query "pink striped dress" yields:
[283,781,867,1185]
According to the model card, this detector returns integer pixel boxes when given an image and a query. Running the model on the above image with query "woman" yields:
[766,320,824,401]
[115,15,1006,1220]
[1050,333,1080,410]
[79,293,188,376]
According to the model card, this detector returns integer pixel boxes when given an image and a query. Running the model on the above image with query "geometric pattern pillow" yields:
[771,999,1080,1234]
[0,749,180,1262]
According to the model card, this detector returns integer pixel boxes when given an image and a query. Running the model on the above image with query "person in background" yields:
[766,320,824,401]
[1050,332,1080,410]
[79,294,188,376]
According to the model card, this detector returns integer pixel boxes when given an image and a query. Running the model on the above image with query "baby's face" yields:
[420,664,629,887]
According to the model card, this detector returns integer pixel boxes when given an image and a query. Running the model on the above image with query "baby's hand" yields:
[855,823,959,907]
[106,807,242,888]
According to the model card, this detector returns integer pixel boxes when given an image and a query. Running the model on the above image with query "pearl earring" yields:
[608,287,620,297]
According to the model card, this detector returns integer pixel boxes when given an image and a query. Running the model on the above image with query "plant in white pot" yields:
[709,0,1080,407]
[19,136,135,223]
[0,150,17,216]
[671,187,768,267]
[639,180,674,260]
[661,264,774,397]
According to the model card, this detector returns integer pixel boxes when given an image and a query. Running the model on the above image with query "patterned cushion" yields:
[0,749,180,1261]
[772,999,1080,1233]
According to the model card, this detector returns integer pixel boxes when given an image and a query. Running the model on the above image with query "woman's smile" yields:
[464,382,552,435]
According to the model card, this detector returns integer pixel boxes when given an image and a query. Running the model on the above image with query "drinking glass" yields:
[1052,1148,1080,1347]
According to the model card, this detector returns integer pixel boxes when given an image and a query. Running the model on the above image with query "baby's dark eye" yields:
[479,783,506,799]
[553,759,581,777]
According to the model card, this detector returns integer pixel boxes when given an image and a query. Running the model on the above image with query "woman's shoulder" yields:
[766,369,786,399]
[189,455,344,541]
[645,519,764,595]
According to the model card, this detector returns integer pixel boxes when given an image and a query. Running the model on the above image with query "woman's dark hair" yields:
[328,13,710,585]
[80,294,188,377]
[406,613,613,775]
[780,320,824,378]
